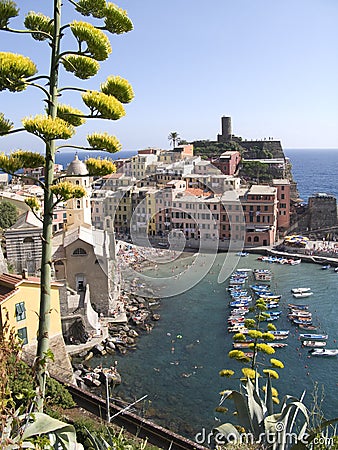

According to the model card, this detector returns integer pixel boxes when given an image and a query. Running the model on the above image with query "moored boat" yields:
[291,287,312,294]
[309,349,338,357]
[288,304,309,310]
[300,333,328,341]
[293,292,313,298]
[302,340,327,348]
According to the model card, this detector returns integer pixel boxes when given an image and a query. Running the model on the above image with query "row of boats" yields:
[227,269,289,355]
[287,295,338,356]
[227,267,338,357]
[257,256,302,265]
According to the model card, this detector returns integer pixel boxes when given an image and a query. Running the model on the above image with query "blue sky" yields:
[1,0,338,153]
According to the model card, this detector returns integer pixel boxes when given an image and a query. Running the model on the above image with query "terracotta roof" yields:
[185,188,212,197]
[0,285,18,303]
[0,273,22,287]
[102,173,123,179]
[0,273,62,297]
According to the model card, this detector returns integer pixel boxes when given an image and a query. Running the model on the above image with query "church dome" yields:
[66,154,88,176]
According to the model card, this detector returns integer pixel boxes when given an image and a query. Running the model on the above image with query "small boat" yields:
[309,349,338,357]
[289,259,301,265]
[298,324,317,331]
[254,269,272,281]
[291,287,312,294]
[300,333,328,341]
[292,292,313,298]
[292,320,313,325]
[288,304,309,310]
[321,264,331,270]
[237,252,249,257]
[302,340,327,348]
[271,330,289,336]
[269,343,288,348]
[250,285,271,293]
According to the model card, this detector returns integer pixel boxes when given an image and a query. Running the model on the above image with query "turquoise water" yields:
[93,253,338,438]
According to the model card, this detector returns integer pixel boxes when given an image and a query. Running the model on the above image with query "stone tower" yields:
[217,116,232,143]
[65,154,92,229]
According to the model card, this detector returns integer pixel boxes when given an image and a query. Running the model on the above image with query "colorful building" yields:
[0,272,62,346]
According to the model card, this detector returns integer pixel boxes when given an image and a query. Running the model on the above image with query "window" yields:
[76,199,81,209]
[17,327,28,345]
[72,247,87,256]
[15,302,26,321]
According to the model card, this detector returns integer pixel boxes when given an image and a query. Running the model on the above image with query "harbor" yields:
[88,251,338,438]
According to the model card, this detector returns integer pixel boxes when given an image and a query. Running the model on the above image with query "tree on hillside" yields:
[168,131,180,148]
[0,0,134,411]
[0,200,18,229]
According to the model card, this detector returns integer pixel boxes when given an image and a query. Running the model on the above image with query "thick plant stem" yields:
[35,0,61,412]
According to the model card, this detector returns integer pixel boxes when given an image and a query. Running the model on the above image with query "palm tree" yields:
[168,131,180,149]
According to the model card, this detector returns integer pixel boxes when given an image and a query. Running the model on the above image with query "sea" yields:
[67,148,338,440]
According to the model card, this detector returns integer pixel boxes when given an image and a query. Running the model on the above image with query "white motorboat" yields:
[291,287,312,294]
[292,292,313,298]
[309,349,338,357]
[300,333,328,341]
[302,340,326,348]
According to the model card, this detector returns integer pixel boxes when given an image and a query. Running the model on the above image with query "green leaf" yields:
[213,423,240,444]
[265,375,274,416]
[246,378,265,437]
[21,412,78,444]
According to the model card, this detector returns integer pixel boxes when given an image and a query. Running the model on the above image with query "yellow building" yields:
[0,272,62,345]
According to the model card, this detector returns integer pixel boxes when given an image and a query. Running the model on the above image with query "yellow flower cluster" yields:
[51,181,86,201]
[22,115,74,140]
[87,132,122,153]
[75,0,106,18]
[82,91,125,120]
[62,55,100,80]
[270,358,284,369]
[256,343,275,355]
[101,75,134,104]
[85,157,116,176]
[0,52,37,92]
[70,21,112,61]
[261,332,275,341]
[241,368,259,379]
[104,3,133,34]
[247,330,263,339]
[24,12,53,41]
[263,369,279,379]
[57,104,86,127]
[219,369,234,378]
[233,333,246,341]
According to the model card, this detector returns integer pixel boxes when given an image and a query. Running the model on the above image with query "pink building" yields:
[211,151,241,176]
[272,179,291,232]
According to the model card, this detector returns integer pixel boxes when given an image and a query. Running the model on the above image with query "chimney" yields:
[22,268,28,279]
